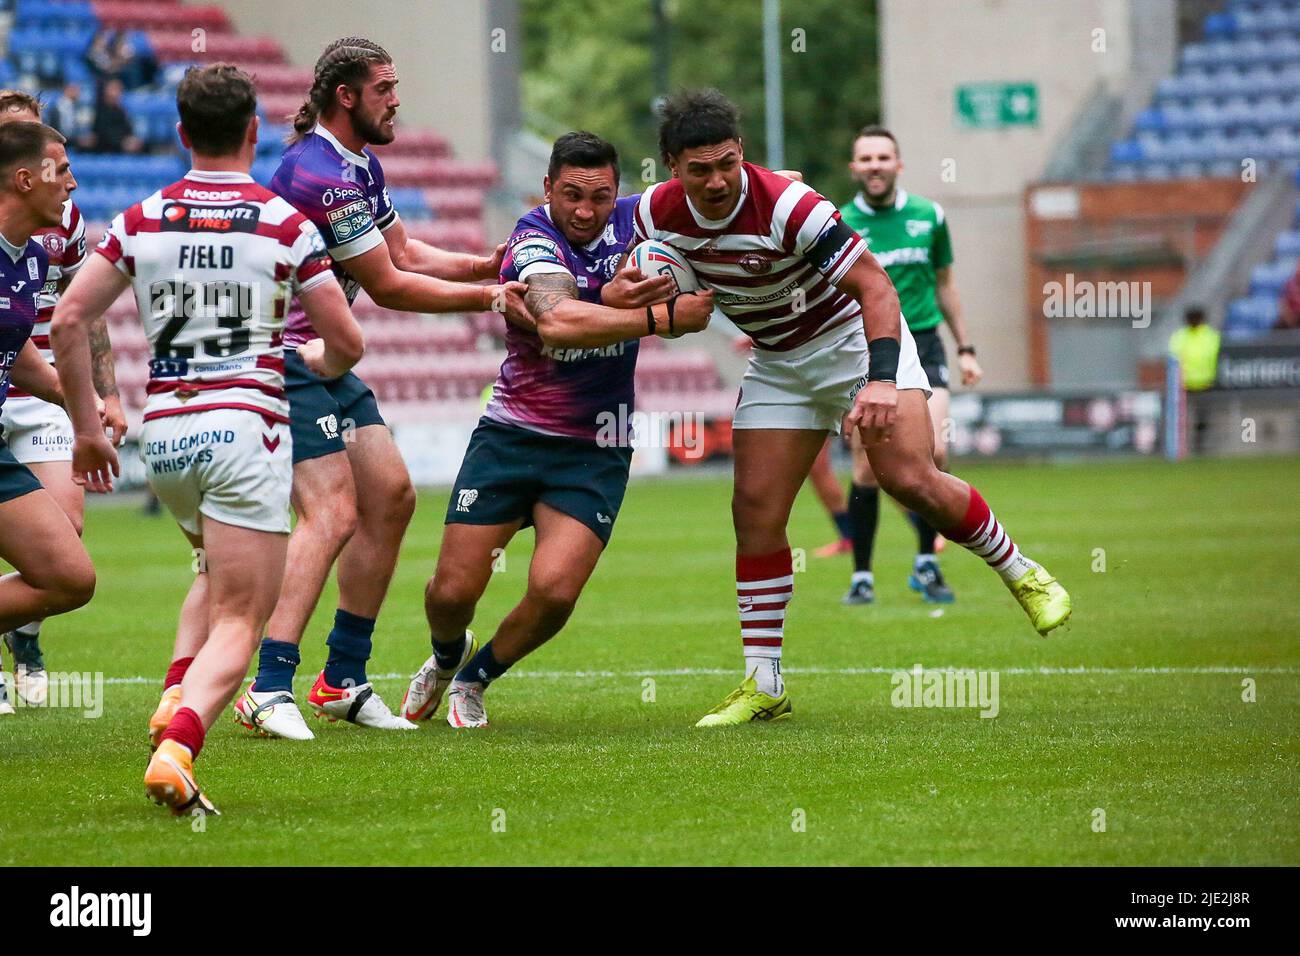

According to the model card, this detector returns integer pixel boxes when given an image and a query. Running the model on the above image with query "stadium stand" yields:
[1103,0,1300,342]
[1,0,730,435]
[1109,0,1300,182]
[1224,181,1300,337]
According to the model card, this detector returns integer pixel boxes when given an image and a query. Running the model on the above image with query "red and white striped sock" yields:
[941,485,1037,584]
[737,547,793,697]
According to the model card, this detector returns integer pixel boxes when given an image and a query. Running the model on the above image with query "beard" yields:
[859,173,896,202]
[350,107,395,146]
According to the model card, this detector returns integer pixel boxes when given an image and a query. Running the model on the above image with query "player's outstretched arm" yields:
[88,313,127,445]
[342,240,535,331]
[296,279,366,380]
[836,252,903,445]
[50,254,130,492]
[9,339,63,406]
[384,217,504,282]
[935,265,982,386]
[529,273,713,348]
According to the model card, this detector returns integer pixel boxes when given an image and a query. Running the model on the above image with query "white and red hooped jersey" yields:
[6,199,86,398]
[96,169,334,424]
[633,163,869,352]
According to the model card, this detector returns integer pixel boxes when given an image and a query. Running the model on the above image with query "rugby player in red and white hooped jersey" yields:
[0,91,127,709]
[52,65,364,815]
[608,90,1072,726]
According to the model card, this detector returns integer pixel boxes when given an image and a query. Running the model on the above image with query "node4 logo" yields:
[456,488,479,513]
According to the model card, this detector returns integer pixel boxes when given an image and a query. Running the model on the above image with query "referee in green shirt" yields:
[838,126,982,605]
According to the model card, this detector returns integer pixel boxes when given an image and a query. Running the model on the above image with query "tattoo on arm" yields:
[525,273,579,319]
[88,314,119,397]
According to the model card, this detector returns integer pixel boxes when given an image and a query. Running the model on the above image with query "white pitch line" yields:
[84,664,1300,686]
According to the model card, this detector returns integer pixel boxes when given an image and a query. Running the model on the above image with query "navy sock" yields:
[7,625,43,669]
[252,638,300,693]
[849,483,880,573]
[454,640,511,687]
[908,511,938,557]
[432,631,467,670]
[323,609,374,689]
[831,509,854,542]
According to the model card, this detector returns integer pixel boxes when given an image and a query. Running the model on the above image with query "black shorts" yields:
[911,327,949,390]
[445,418,633,545]
[284,349,386,464]
[0,436,42,504]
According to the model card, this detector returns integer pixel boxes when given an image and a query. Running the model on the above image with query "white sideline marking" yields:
[91,665,1300,686]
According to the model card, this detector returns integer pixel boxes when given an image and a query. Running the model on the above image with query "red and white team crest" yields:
[41,233,63,257]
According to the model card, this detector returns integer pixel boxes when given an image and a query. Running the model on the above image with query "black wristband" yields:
[958,344,977,356]
[666,295,677,337]
[867,337,901,382]
[646,306,656,337]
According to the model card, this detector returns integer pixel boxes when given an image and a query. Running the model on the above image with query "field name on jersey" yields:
[539,341,627,362]
[176,244,236,270]
[872,247,931,268]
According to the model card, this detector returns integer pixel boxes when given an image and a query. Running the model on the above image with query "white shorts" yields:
[0,396,74,463]
[141,408,293,536]
[733,321,932,433]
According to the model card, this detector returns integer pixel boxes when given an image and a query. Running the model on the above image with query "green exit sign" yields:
[955,82,1039,129]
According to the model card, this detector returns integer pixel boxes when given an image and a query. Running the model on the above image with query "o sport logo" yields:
[456,488,479,513]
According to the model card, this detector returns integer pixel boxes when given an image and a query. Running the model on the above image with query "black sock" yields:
[848,483,879,573]
[432,631,468,670]
[908,511,938,556]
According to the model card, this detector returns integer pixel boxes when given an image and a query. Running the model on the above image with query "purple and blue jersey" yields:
[271,125,398,349]
[485,196,638,441]
[0,235,49,415]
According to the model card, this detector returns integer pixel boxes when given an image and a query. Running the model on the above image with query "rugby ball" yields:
[628,240,699,294]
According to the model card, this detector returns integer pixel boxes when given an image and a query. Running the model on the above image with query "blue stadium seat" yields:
[1275,231,1300,257]
[1249,259,1297,296]
[1225,295,1280,335]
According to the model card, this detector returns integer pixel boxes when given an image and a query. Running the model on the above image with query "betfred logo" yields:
[161,202,261,233]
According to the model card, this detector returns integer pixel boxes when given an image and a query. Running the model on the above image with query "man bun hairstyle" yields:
[289,37,392,143]
[177,64,257,156]
[548,131,620,186]
[658,88,741,161]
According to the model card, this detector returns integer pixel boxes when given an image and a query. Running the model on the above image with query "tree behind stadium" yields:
[520,0,880,202]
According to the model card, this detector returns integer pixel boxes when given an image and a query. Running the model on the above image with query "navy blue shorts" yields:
[446,418,633,545]
[0,435,42,504]
[284,349,386,464]
[911,328,950,390]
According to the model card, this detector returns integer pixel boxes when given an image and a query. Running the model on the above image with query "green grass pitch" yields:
[2,456,1297,865]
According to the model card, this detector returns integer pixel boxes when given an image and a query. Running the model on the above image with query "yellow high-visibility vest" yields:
[1169,325,1221,391]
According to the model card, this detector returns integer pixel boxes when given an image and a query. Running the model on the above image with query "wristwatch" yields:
[957,345,977,356]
